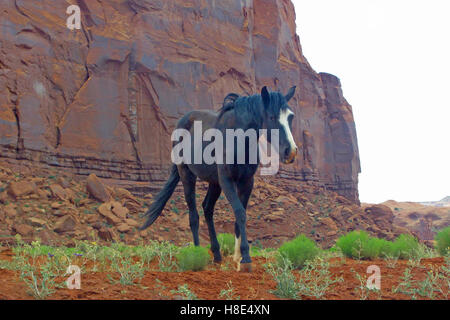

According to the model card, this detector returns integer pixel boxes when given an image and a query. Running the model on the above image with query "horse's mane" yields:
[218,93,240,118]
[217,93,265,127]
[217,91,286,128]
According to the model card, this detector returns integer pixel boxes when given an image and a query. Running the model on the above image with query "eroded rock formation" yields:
[0,0,360,202]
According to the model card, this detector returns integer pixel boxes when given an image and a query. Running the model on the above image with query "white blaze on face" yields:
[278,108,297,152]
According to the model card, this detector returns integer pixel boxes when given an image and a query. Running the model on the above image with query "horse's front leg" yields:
[219,174,252,272]
[235,176,254,265]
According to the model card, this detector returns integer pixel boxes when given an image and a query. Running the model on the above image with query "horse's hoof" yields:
[239,263,252,273]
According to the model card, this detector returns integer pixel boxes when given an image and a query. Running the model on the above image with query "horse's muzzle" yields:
[283,147,297,164]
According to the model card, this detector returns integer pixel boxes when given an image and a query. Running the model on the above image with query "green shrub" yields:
[378,239,394,257]
[296,257,344,299]
[328,245,339,252]
[177,246,210,271]
[435,226,450,256]
[109,256,145,285]
[217,233,235,256]
[251,246,275,258]
[336,231,392,259]
[266,258,299,299]
[154,241,179,272]
[266,256,343,300]
[362,237,382,258]
[336,231,371,259]
[278,235,319,269]
[391,234,420,259]
[171,284,198,300]
[250,246,262,257]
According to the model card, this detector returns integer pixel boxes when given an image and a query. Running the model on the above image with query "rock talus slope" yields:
[0,162,405,248]
[0,0,360,202]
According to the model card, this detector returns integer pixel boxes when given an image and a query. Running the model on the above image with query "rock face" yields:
[0,0,360,202]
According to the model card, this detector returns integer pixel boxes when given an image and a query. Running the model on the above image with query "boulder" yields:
[320,217,338,232]
[8,181,37,198]
[115,188,140,204]
[86,174,112,202]
[117,223,132,233]
[112,203,129,219]
[0,191,9,204]
[125,219,139,228]
[26,217,47,228]
[53,215,77,233]
[97,227,116,242]
[52,209,66,217]
[36,229,58,245]
[37,189,50,199]
[365,204,395,226]
[125,201,143,214]
[51,202,64,209]
[13,224,34,237]
[98,202,123,225]
[4,205,17,218]
[364,204,393,219]
[57,177,71,189]
[49,184,68,201]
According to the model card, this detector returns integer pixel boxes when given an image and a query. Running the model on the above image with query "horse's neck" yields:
[235,105,264,132]
[216,96,265,132]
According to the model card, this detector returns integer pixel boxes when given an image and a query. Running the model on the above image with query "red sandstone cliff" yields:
[0,0,360,202]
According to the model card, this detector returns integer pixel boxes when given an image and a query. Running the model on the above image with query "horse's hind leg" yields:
[178,165,200,246]
[202,183,222,263]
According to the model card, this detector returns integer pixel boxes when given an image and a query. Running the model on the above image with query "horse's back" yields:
[176,109,219,132]
[175,110,220,184]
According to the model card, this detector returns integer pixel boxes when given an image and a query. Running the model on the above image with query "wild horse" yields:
[140,86,298,272]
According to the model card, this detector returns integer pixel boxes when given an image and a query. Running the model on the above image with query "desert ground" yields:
[0,161,448,300]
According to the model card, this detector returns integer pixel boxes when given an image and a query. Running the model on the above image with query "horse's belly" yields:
[187,163,219,184]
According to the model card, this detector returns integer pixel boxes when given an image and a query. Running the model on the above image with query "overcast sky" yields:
[292,0,449,203]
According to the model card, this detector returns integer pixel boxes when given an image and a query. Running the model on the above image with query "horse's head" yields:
[261,86,298,164]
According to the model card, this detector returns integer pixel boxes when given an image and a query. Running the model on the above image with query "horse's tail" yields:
[139,164,180,230]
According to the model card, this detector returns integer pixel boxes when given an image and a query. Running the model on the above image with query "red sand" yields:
[0,249,446,300]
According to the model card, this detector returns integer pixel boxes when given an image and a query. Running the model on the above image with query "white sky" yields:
[292,0,450,203]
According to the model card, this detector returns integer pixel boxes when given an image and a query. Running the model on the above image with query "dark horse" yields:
[140,86,298,271]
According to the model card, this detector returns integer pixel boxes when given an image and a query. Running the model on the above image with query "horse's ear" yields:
[261,86,270,107]
[285,86,296,102]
